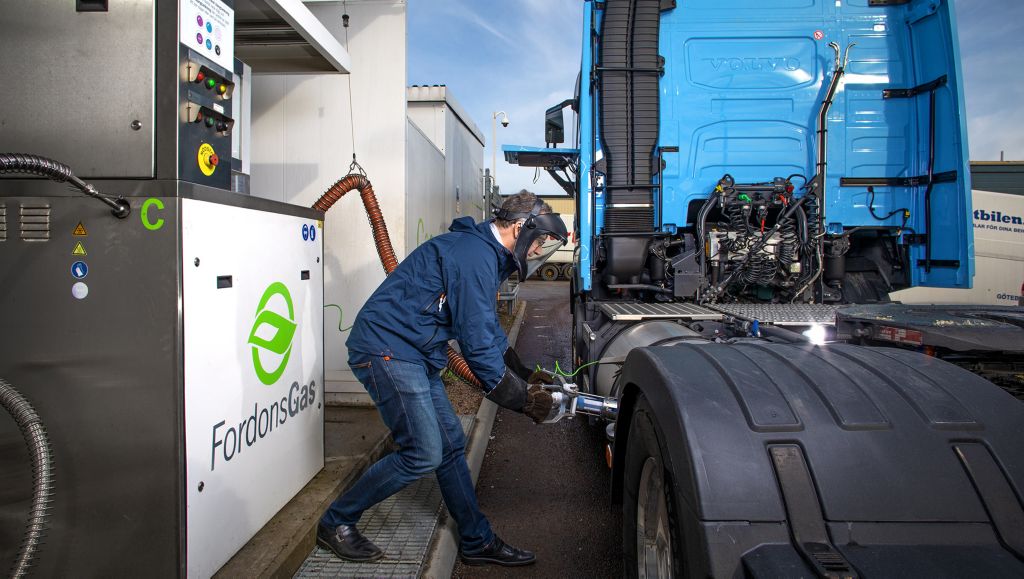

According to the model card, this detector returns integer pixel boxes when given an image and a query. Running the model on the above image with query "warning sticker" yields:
[72,242,87,256]
[73,222,88,236]
[875,326,924,346]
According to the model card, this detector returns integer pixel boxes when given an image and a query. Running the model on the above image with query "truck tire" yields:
[561,263,574,280]
[539,263,560,282]
[623,393,684,579]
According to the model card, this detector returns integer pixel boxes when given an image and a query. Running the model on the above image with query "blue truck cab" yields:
[506,2,1024,577]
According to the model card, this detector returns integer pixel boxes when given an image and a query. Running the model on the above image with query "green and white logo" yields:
[249,282,297,385]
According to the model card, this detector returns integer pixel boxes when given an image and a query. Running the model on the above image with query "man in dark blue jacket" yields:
[318,191,568,567]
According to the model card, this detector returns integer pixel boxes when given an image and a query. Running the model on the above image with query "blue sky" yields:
[408,0,1024,198]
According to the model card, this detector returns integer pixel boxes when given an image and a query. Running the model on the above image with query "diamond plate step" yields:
[707,303,841,326]
[294,415,475,578]
[599,301,723,321]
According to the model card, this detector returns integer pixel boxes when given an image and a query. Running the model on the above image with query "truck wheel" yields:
[623,394,683,578]
[561,263,574,280]
[539,264,560,282]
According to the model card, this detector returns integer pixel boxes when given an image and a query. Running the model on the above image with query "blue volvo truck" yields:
[506,1,1024,576]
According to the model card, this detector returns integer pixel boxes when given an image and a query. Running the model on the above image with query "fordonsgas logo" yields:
[249,282,297,385]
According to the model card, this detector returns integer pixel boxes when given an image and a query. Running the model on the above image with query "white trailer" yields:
[891,189,1024,306]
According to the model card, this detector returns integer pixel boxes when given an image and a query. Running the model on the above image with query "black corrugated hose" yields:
[0,378,54,578]
[0,153,130,218]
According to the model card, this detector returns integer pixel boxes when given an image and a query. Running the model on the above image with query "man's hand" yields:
[485,367,557,423]
[523,384,555,423]
[526,370,555,385]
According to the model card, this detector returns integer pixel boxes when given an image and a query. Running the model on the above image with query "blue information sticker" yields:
[71,261,88,279]
[302,224,310,241]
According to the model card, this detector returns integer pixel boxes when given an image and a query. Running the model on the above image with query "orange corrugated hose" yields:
[313,174,484,388]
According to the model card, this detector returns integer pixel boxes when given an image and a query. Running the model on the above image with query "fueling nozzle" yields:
[538,373,618,423]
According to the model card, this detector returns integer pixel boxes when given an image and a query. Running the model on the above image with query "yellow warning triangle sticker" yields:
[73,222,88,236]
[72,242,87,256]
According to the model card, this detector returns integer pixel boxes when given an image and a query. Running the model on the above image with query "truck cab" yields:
[507,1,1024,577]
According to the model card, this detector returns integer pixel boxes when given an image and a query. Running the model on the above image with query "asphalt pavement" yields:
[453,281,623,578]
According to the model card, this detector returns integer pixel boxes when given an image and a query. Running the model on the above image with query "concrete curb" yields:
[421,300,529,579]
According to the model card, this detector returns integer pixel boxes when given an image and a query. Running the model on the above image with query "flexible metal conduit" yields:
[0,378,54,579]
[312,174,484,388]
[0,153,130,218]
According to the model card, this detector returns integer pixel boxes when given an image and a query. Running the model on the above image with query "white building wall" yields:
[250,0,407,399]
[406,86,486,252]
[405,119,446,250]
[447,108,486,221]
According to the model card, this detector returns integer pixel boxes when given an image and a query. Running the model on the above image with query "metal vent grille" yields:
[19,203,50,241]
[707,303,841,326]
[0,204,6,241]
[600,301,722,321]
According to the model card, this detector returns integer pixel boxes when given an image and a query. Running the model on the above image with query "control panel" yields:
[178,0,235,190]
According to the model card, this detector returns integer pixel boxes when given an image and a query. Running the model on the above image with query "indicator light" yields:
[217,84,227,95]
[195,111,203,123]
[216,122,227,132]
[205,78,216,90]
[196,71,205,82]
[205,116,215,128]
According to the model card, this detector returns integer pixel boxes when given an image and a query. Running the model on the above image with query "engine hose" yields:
[311,174,483,389]
[0,378,54,579]
[777,219,799,268]
[0,153,130,218]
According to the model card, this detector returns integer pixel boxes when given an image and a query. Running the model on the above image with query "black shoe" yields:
[316,523,384,562]
[461,536,536,567]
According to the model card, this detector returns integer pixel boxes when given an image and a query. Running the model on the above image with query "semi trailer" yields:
[506,1,1024,577]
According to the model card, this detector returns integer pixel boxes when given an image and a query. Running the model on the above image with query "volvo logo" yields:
[706,57,801,72]
[249,282,297,385]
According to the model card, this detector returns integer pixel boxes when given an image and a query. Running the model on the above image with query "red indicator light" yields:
[196,71,205,82]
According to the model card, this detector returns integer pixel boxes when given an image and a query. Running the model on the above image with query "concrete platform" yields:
[214,406,392,578]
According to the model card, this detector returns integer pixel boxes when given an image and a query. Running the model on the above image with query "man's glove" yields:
[503,347,533,380]
[485,367,557,423]
[523,385,555,423]
[504,346,556,387]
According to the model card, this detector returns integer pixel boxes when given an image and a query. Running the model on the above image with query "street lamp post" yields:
[492,111,509,193]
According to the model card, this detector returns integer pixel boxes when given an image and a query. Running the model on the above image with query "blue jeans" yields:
[321,354,495,552]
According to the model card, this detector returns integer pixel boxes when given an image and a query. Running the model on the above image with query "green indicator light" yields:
[205,116,215,127]
[205,78,216,89]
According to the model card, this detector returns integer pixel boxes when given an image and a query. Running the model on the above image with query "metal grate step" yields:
[599,302,722,322]
[707,304,841,326]
[294,415,475,578]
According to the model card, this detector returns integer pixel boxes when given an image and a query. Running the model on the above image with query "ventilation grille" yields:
[0,204,6,241]
[599,0,661,234]
[19,203,51,241]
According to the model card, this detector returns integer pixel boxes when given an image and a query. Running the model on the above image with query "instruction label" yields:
[72,242,87,256]
[179,0,234,71]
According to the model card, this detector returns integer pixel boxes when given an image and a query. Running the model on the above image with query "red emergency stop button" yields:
[197,143,218,176]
